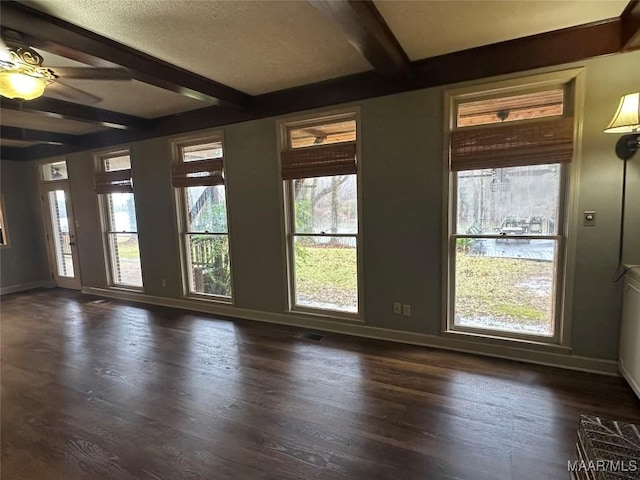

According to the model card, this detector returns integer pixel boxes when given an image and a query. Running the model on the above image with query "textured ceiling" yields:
[33,50,214,117]
[375,0,628,60]
[26,0,371,95]
[2,0,632,152]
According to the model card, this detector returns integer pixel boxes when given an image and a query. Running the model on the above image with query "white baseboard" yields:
[81,286,620,376]
[1,280,55,295]
[619,358,640,400]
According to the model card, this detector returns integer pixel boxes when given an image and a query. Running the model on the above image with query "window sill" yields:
[441,328,571,355]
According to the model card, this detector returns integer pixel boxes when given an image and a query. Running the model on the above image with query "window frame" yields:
[94,148,144,291]
[0,194,8,248]
[442,69,584,346]
[171,131,234,303]
[278,109,364,321]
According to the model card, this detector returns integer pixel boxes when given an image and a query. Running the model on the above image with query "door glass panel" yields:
[454,239,557,336]
[293,235,358,313]
[456,164,561,235]
[48,190,74,277]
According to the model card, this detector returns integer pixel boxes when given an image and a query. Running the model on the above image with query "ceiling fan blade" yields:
[0,36,13,65]
[52,67,131,81]
[46,81,102,105]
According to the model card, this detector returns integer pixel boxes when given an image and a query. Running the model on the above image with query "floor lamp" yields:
[604,92,640,281]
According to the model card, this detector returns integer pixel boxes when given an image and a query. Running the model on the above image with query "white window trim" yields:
[441,68,585,348]
[170,130,235,304]
[94,147,144,292]
[277,108,364,322]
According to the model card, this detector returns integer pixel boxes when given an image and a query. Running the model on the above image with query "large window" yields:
[95,151,143,288]
[281,113,361,316]
[172,136,232,299]
[447,77,577,340]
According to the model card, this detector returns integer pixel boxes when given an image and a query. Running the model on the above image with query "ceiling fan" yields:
[0,31,131,104]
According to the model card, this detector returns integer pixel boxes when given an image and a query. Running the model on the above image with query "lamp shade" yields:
[0,71,47,100]
[604,92,640,133]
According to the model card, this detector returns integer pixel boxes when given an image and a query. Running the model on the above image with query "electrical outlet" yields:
[161,279,167,288]
[402,304,411,317]
[393,302,402,315]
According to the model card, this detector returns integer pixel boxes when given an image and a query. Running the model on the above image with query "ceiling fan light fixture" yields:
[0,71,47,100]
[0,44,55,101]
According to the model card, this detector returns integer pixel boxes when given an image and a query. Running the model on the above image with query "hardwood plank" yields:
[2,288,639,480]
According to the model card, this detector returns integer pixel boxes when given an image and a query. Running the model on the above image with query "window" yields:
[447,77,577,341]
[281,113,361,316]
[172,136,232,299]
[95,151,143,288]
[41,160,69,181]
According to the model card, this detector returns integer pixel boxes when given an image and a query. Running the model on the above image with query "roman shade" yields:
[95,169,133,194]
[281,142,357,180]
[171,158,224,188]
[450,116,574,171]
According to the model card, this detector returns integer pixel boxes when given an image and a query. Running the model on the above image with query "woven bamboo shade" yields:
[171,158,224,187]
[450,117,574,171]
[281,142,357,180]
[95,169,133,194]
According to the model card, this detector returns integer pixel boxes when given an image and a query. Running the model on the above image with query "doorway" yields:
[40,161,81,290]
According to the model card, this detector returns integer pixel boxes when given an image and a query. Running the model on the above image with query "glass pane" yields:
[294,235,357,313]
[107,193,138,232]
[187,234,231,297]
[104,154,131,172]
[293,175,357,234]
[456,164,560,236]
[185,185,228,233]
[454,239,556,336]
[48,190,74,277]
[41,161,68,181]
[456,89,564,127]
[182,141,223,162]
[289,119,356,148]
[109,233,142,287]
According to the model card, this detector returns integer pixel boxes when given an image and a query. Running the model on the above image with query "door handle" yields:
[69,242,76,246]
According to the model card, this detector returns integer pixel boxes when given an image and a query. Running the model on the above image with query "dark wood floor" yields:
[2,289,639,480]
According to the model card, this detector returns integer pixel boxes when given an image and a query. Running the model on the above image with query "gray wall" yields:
[571,51,640,359]
[0,160,50,289]
[58,49,640,361]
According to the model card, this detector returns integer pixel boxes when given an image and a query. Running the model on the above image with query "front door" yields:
[42,185,81,289]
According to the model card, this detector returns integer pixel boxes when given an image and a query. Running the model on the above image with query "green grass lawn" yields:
[115,236,140,260]
[293,244,553,329]
[295,244,357,309]
[455,253,553,325]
